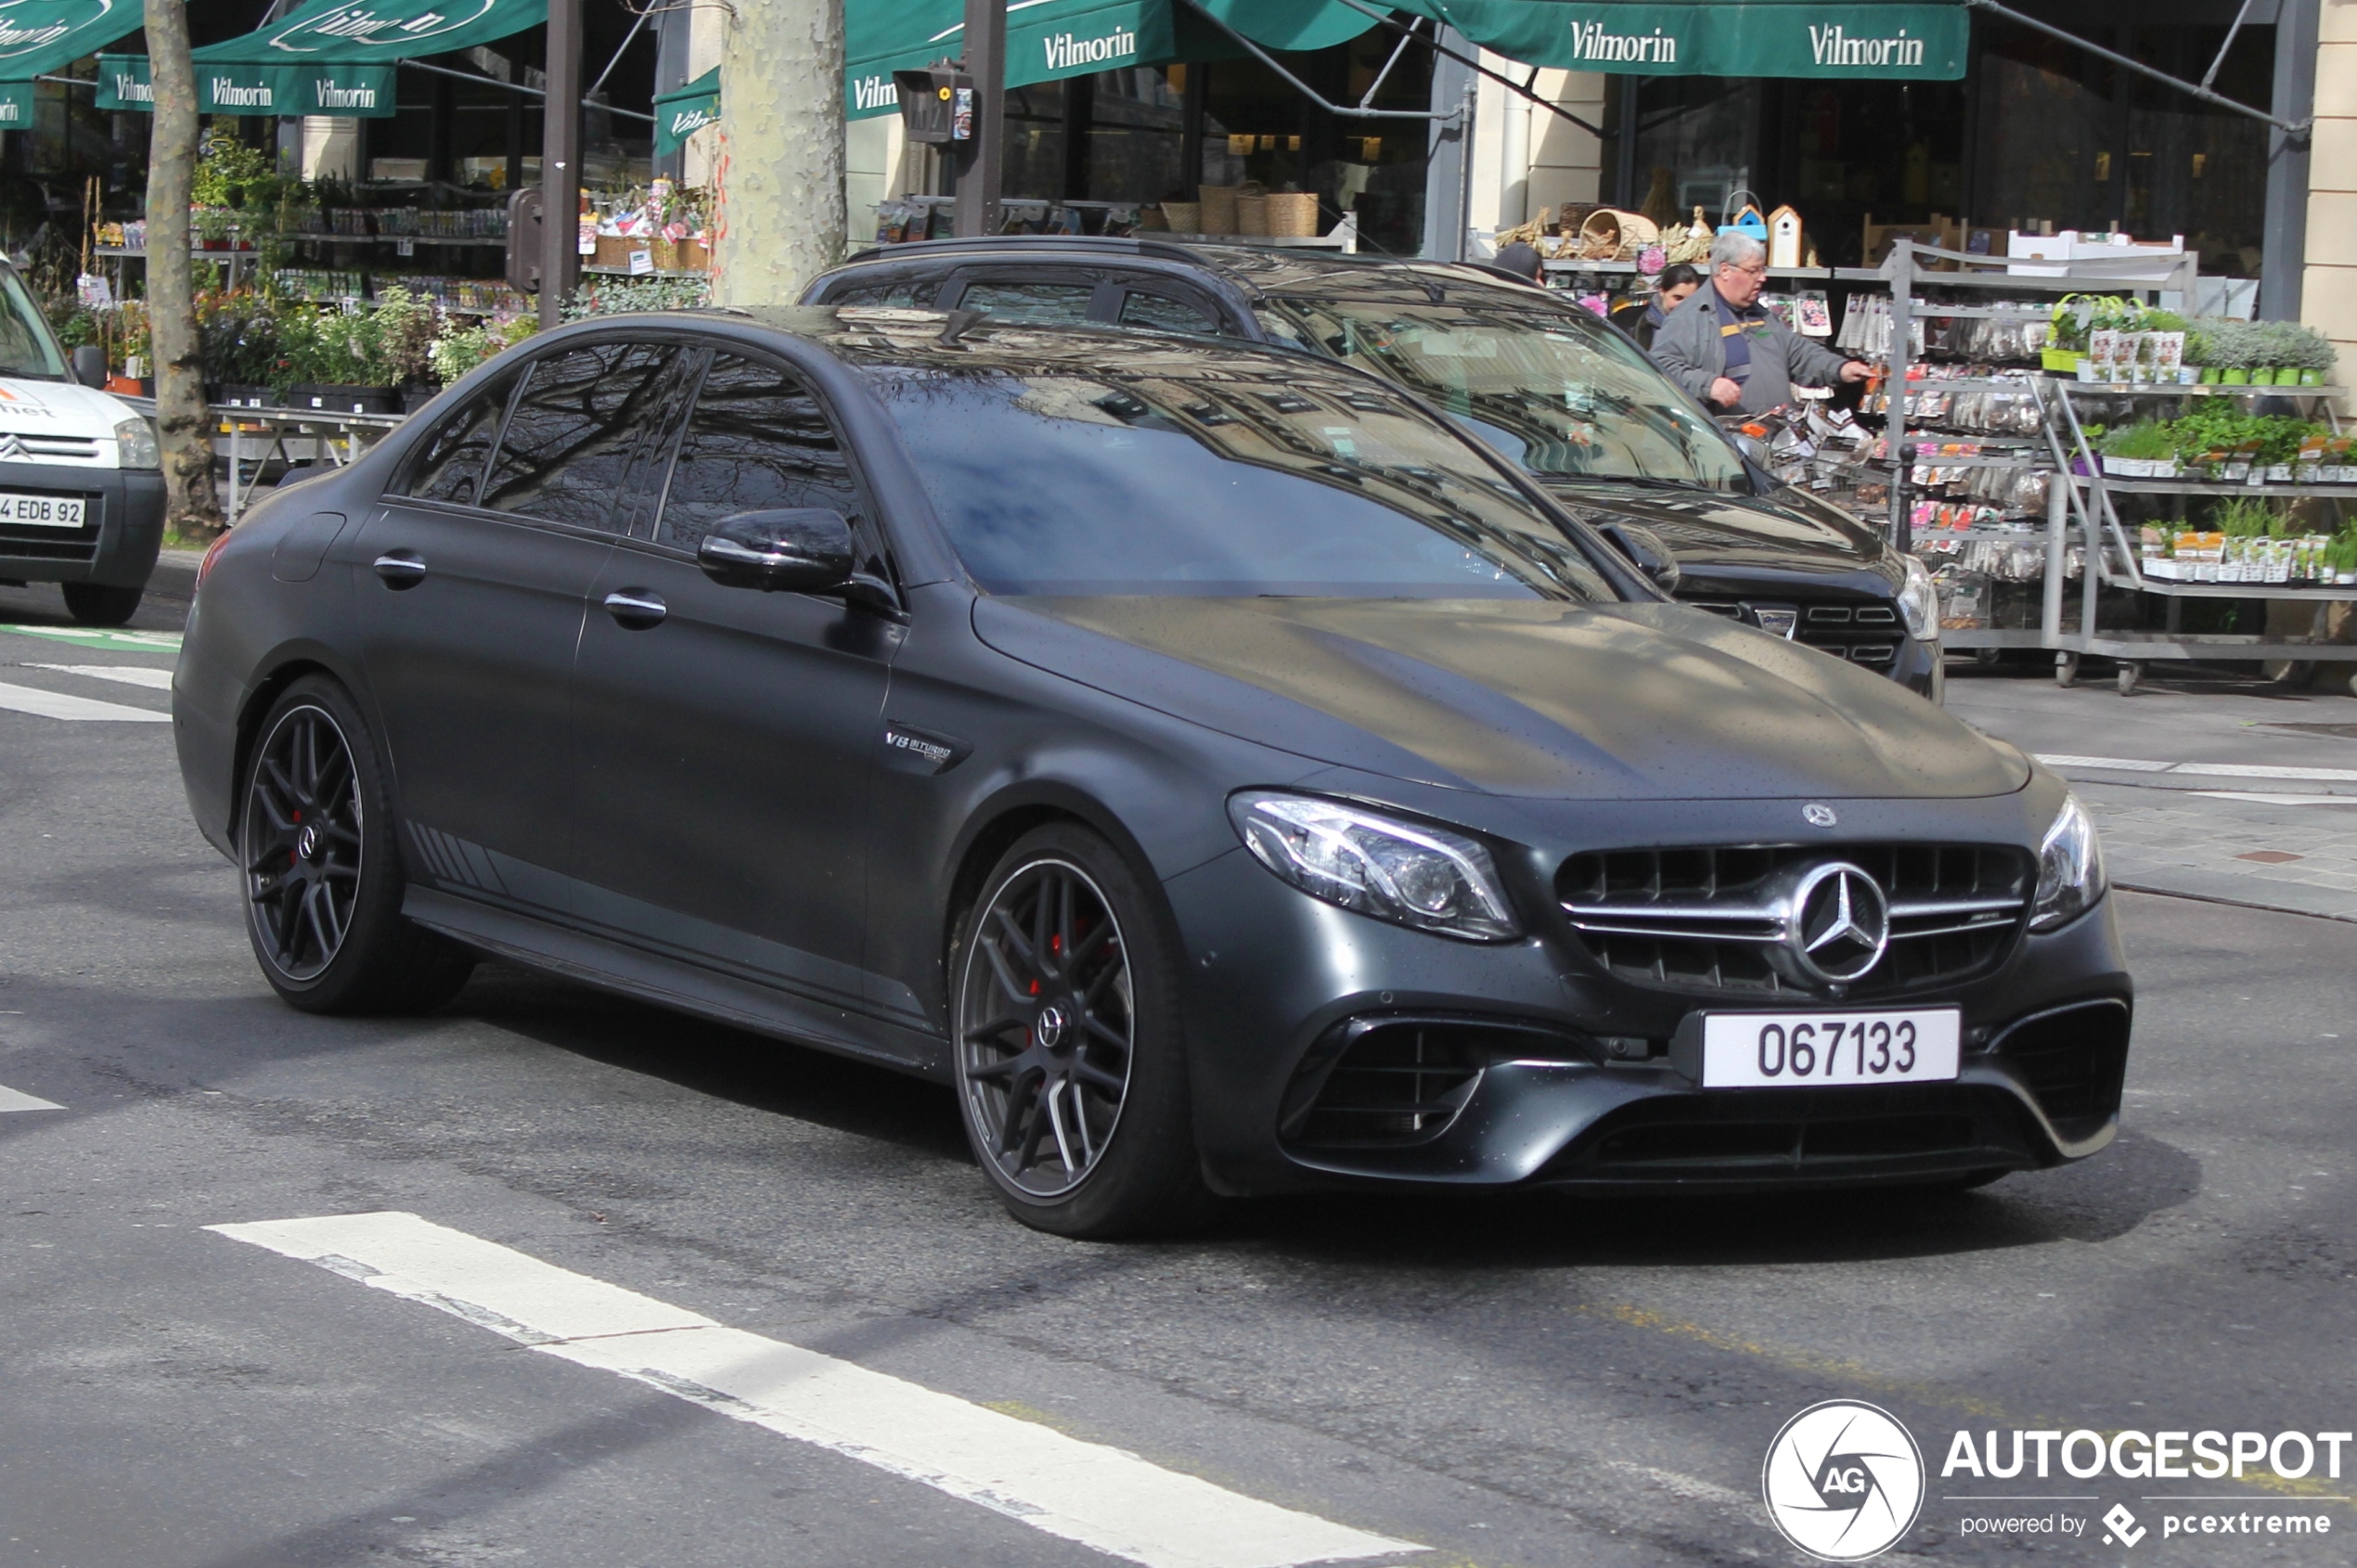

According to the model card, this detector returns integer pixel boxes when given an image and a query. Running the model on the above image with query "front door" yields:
[569,349,902,1009]
[354,337,676,911]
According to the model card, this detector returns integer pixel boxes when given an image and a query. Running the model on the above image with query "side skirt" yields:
[404,885,951,1081]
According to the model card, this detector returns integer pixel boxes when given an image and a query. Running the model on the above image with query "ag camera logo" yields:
[1763,1400,1926,1561]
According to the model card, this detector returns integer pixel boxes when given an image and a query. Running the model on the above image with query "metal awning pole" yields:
[953,0,1006,237]
[540,0,582,330]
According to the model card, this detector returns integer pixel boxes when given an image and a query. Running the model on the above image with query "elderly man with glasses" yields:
[1651,231,1870,414]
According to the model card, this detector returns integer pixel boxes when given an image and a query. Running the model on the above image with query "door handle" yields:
[372,550,426,589]
[602,588,667,629]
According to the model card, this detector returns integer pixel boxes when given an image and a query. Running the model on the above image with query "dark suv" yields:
[805,238,1939,700]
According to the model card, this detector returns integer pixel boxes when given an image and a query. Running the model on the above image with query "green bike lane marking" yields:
[0,623,181,654]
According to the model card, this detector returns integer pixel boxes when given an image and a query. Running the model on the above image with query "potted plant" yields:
[2098,420,2176,478]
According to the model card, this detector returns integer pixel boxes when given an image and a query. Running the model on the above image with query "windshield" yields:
[1268,289,1749,491]
[0,266,66,379]
[871,367,1621,601]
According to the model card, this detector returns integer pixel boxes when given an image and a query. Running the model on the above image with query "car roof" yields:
[815,236,1528,304]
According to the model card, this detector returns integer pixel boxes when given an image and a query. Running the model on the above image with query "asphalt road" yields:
[4,573,2353,1568]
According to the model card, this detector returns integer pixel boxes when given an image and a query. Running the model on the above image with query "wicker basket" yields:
[1138,204,1169,231]
[1161,200,1201,233]
[592,234,637,269]
[1235,193,1269,236]
[1266,191,1320,238]
[1577,208,1659,263]
[1198,185,1240,236]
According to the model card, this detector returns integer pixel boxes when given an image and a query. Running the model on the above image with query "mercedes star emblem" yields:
[1035,1002,1069,1048]
[1803,803,1838,829]
[1786,862,1890,985]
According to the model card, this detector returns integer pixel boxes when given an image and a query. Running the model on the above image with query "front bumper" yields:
[0,463,166,588]
[1166,790,2129,1197]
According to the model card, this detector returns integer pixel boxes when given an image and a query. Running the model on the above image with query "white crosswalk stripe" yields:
[0,679,169,722]
[212,1212,1423,1568]
[25,662,174,690]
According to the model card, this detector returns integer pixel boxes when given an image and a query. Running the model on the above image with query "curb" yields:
[149,547,204,602]
[2115,879,2357,926]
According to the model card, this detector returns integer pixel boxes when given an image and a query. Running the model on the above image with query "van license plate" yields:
[0,493,84,528]
[1701,1009,1961,1087]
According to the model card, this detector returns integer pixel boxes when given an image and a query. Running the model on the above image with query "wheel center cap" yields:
[297,823,322,862]
[1035,1002,1071,1049]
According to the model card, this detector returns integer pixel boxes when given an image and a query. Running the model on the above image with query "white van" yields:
[0,258,165,625]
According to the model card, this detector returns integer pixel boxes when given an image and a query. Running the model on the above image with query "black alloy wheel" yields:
[953,824,1211,1237]
[244,700,364,982]
[238,676,474,1014]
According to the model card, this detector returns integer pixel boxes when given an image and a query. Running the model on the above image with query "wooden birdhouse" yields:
[1768,204,1804,270]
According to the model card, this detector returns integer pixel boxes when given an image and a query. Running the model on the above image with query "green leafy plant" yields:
[360,286,439,385]
[2209,496,2281,536]
[2098,421,2175,460]
[427,313,538,384]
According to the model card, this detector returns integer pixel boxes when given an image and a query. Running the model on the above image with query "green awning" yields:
[0,0,142,83]
[95,52,399,116]
[842,0,1962,117]
[1393,1,1967,79]
[653,65,719,155]
[844,0,1367,119]
[199,0,548,66]
[0,81,29,125]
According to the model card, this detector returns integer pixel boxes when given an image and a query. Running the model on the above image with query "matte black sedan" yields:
[805,239,1942,697]
[174,307,2127,1237]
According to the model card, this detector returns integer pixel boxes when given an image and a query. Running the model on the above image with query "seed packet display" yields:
[1796,290,1833,338]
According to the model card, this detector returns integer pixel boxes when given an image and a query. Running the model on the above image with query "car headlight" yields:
[114,416,160,469]
[1896,553,1938,641]
[2029,793,2106,932]
[1229,790,1522,942]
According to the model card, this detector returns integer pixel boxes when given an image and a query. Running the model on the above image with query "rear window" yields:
[870,368,1618,601]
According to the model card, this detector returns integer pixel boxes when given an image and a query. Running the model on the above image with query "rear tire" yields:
[62,582,142,626]
[950,823,1214,1239]
[239,675,474,1014]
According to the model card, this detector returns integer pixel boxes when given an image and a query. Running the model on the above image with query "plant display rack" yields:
[1858,239,2357,691]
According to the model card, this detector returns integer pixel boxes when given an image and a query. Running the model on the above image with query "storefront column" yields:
[1422,29,1475,260]
[2303,0,2353,400]
[712,0,844,308]
[1468,62,1606,244]
[2264,0,2318,322]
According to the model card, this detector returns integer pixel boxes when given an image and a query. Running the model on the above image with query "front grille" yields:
[1683,597,1903,668]
[1995,1000,2130,1124]
[0,433,103,462]
[1280,1016,1588,1151]
[1557,842,2032,996]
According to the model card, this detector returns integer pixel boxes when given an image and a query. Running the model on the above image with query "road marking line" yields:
[0,1083,64,1112]
[2038,752,2357,784]
[210,1213,1420,1568]
[0,623,181,652]
[25,662,174,690]
[0,680,169,722]
[2193,791,2357,807]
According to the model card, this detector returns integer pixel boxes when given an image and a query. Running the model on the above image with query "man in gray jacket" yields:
[1652,231,1870,414]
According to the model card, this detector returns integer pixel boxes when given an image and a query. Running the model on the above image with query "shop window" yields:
[480,341,677,530]
[658,354,862,552]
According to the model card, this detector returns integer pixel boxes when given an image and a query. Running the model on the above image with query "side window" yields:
[958,280,1097,324]
[395,373,514,505]
[658,353,863,553]
[1118,289,1219,335]
[479,341,677,529]
[831,277,942,309]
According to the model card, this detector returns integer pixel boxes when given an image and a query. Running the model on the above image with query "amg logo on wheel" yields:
[1762,1400,1925,1561]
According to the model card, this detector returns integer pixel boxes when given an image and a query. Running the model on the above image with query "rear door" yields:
[568,348,903,1009]
[355,337,672,911]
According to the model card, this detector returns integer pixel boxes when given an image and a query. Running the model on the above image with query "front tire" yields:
[239,676,473,1014]
[951,824,1211,1238]
[62,582,141,625]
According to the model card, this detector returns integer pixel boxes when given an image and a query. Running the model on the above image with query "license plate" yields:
[0,493,84,528]
[1700,1009,1960,1088]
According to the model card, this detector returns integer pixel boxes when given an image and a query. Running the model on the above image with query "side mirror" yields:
[71,345,106,389]
[1728,430,1770,468]
[697,508,857,593]
[1597,521,1681,594]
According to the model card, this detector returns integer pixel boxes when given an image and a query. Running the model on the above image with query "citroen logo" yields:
[1035,1003,1070,1049]
[1785,862,1889,985]
[0,433,29,461]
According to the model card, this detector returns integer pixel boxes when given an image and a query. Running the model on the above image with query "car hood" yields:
[1544,481,1890,582]
[0,374,137,436]
[973,596,2025,801]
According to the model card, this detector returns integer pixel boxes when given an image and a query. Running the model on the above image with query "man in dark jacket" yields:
[1652,232,1869,413]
